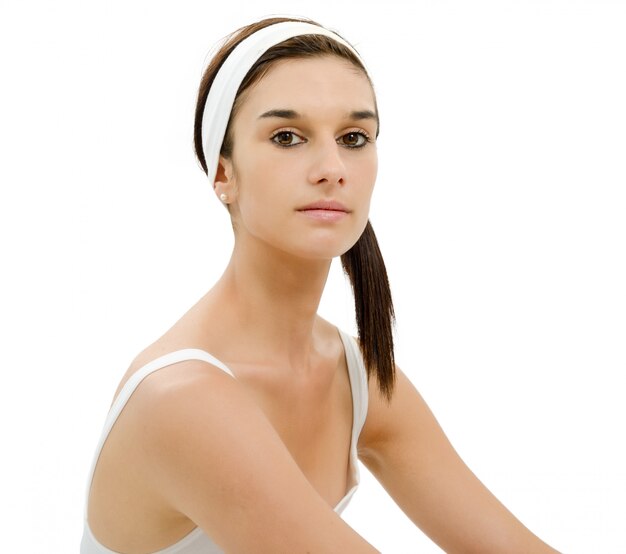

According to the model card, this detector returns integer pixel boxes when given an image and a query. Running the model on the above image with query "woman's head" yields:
[194,17,380,260]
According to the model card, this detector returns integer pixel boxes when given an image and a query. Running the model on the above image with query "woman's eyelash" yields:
[269,129,372,148]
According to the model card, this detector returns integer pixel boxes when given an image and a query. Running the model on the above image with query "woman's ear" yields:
[213,155,233,188]
[214,155,237,204]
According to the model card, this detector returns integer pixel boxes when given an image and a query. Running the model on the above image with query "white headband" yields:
[200,20,368,188]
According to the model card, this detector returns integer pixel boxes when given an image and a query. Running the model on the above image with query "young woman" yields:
[81,16,560,554]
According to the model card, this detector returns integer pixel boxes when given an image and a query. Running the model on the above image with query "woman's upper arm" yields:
[358,365,560,554]
[138,362,378,554]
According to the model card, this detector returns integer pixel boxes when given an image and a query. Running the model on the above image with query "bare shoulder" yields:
[109,355,244,484]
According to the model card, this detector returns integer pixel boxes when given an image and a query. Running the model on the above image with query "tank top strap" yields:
[336,330,369,458]
[332,329,369,514]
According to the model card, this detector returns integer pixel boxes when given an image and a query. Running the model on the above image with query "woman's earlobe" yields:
[214,156,237,205]
[215,185,234,205]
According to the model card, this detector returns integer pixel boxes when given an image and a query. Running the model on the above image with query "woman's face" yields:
[219,55,378,260]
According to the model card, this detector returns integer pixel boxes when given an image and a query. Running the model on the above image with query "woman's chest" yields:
[232,356,355,507]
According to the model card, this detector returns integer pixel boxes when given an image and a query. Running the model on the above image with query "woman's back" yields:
[82,320,369,553]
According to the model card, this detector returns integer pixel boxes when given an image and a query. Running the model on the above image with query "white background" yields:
[1,1,624,552]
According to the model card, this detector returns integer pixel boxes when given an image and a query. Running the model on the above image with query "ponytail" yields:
[341,220,396,402]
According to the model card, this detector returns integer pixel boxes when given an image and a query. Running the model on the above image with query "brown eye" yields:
[271,131,304,147]
[340,132,368,148]
[276,132,293,145]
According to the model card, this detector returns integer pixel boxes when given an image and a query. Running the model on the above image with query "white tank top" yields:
[81,328,369,553]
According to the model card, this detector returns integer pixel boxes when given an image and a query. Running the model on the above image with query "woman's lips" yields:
[298,209,348,222]
[296,200,350,221]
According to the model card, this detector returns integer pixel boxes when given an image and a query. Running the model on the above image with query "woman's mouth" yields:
[296,199,350,221]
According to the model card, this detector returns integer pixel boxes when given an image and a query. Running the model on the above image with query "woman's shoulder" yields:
[103,338,255,490]
[107,339,242,457]
[110,312,232,404]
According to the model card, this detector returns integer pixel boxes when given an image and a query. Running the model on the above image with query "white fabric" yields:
[200,20,369,187]
[81,328,369,554]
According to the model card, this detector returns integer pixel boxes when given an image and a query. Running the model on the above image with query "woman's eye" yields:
[271,130,370,148]
[340,132,369,148]
[271,131,304,147]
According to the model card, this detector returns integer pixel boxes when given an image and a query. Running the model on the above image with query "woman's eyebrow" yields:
[350,109,378,123]
[258,109,301,120]
[257,108,378,123]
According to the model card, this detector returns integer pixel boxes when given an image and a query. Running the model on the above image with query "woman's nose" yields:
[307,140,346,187]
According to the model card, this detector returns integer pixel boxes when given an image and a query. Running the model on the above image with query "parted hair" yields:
[193,16,396,402]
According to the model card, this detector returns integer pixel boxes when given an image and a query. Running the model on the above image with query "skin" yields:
[87,55,560,553]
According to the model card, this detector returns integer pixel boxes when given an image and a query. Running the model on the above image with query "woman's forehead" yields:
[237,56,376,121]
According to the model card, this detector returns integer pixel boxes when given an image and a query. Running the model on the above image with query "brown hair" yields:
[193,16,396,401]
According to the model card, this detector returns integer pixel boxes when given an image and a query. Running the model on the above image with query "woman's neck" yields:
[207,238,334,371]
